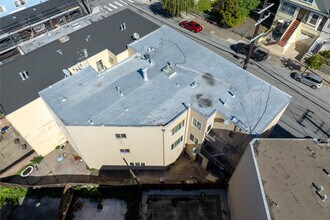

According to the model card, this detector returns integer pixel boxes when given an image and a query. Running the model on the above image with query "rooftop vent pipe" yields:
[142,68,148,81]
[312,182,323,192]
[316,191,327,201]
[323,169,330,177]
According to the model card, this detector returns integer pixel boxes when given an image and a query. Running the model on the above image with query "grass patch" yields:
[0,187,28,208]
[55,145,61,150]
[16,163,33,175]
[31,156,44,164]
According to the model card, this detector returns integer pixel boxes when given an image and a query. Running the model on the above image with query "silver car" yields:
[293,72,323,89]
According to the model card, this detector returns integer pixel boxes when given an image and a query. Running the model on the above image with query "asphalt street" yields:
[91,0,330,138]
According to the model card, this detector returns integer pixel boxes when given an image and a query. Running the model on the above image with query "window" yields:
[135,162,140,166]
[171,120,185,135]
[115,134,127,139]
[120,149,130,153]
[192,118,202,131]
[14,0,27,7]
[229,131,235,139]
[129,162,146,166]
[141,163,146,166]
[96,60,104,72]
[171,136,183,150]
[307,13,320,26]
[301,0,313,3]
[190,134,198,144]
[0,5,6,13]
[280,2,297,15]
[206,123,212,133]
[129,162,134,166]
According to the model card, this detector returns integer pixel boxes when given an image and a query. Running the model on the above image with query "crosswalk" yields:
[102,0,134,13]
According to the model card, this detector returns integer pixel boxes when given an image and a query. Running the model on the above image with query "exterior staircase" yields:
[277,19,300,47]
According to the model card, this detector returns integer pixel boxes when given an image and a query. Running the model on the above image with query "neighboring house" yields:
[0,9,159,156]
[272,0,330,53]
[0,0,87,62]
[39,25,291,170]
[228,138,330,220]
[0,0,48,18]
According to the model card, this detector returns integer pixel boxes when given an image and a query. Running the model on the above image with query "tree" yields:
[219,0,260,27]
[162,0,195,17]
[198,0,211,13]
[304,54,324,73]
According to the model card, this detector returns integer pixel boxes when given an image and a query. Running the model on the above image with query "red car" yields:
[179,21,202,33]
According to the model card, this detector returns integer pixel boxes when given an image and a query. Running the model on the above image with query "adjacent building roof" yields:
[0,9,159,115]
[254,139,330,220]
[40,25,291,135]
[0,0,83,35]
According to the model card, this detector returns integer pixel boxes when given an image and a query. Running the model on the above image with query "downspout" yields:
[162,128,165,166]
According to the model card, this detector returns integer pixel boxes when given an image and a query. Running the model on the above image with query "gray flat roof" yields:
[254,139,330,220]
[0,9,159,114]
[40,26,291,135]
[0,0,82,35]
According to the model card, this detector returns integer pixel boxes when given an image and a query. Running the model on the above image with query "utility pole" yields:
[243,0,273,70]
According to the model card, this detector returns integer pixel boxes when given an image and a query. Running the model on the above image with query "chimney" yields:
[142,68,148,81]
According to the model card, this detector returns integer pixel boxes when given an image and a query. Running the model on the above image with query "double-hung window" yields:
[115,134,127,139]
[14,0,27,7]
[192,118,202,131]
[280,2,297,15]
[307,13,320,26]
[171,120,185,135]
[171,136,183,150]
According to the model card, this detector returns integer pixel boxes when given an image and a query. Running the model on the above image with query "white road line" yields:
[104,5,112,11]
[120,0,128,5]
[109,3,118,9]
[114,1,123,6]
[128,0,134,3]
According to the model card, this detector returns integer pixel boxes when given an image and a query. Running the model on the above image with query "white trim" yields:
[249,139,272,220]
[306,12,322,29]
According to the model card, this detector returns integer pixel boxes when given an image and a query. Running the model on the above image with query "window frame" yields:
[171,136,183,150]
[96,60,104,72]
[171,120,185,135]
[192,118,202,131]
[279,2,297,15]
[189,134,198,144]
[119,149,130,153]
[115,133,127,139]
[206,123,212,133]
[307,12,320,26]
[300,0,313,4]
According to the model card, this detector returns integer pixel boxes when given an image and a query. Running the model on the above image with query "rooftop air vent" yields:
[19,71,29,81]
[228,90,236,98]
[132,33,139,40]
[141,68,148,81]
[315,191,327,201]
[190,81,198,88]
[323,169,330,177]
[59,36,70,43]
[219,98,226,106]
[162,65,176,78]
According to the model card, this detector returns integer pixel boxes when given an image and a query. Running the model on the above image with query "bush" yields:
[219,0,259,27]
[320,50,330,58]
[31,156,44,164]
[306,54,324,70]
[0,187,28,208]
[198,0,211,13]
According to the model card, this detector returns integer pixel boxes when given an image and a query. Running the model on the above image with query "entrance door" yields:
[297,9,307,21]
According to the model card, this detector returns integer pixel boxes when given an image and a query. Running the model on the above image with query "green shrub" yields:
[0,187,28,208]
[198,0,211,13]
[31,156,44,164]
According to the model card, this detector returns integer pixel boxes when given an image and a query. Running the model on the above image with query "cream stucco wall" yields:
[228,140,271,220]
[62,111,190,169]
[6,98,66,156]
[68,49,130,74]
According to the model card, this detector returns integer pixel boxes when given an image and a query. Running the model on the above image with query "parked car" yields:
[179,21,202,33]
[293,72,323,89]
[1,126,9,134]
[233,43,269,61]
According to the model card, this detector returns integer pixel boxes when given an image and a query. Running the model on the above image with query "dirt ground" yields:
[72,198,127,220]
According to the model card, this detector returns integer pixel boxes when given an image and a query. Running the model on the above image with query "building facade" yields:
[272,0,329,53]
[40,25,291,170]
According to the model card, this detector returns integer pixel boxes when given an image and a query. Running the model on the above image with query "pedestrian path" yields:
[102,0,134,13]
